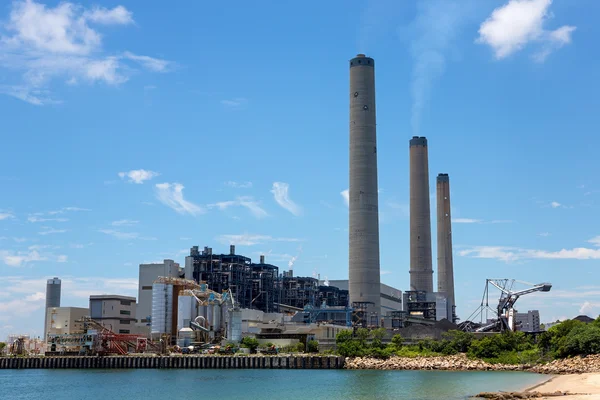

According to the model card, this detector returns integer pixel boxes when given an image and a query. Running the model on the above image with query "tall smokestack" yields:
[349,54,381,319]
[409,136,433,293]
[437,173,455,321]
[44,277,61,341]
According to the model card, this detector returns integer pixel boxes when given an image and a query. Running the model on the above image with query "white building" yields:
[45,307,89,340]
[515,310,541,332]
[137,259,182,334]
[89,295,137,334]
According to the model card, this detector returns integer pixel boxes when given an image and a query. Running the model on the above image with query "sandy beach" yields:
[527,373,600,399]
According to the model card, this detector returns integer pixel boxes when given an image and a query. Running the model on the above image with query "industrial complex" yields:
[3,54,553,356]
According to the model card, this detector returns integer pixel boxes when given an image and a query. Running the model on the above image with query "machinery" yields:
[462,279,552,332]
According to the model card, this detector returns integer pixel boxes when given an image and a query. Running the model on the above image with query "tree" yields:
[240,337,260,353]
[0,342,5,353]
[307,340,319,353]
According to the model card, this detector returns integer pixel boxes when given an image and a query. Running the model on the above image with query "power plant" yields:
[436,173,455,321]
[348,54,381,320]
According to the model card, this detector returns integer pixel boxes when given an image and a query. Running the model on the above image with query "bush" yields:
[307,340,319,353]
[240,337,259,353]
[561,324,600,357]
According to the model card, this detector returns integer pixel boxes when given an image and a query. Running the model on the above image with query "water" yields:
[1,369,548,400]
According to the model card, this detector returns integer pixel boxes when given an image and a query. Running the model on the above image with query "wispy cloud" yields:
[221,98,247,108]
[0,250,45,267]
[459,237,600,262]
[452,218,482,224]
[551,201,562,208]
[476,0,576,62]
[155,182,204,216]
[216,233,303,247]
[111,219,139,227]
[98,229,138,240]
[38,228,67,235]
[588,236,600,247]
[57,255,68,263]
[118,169,159,184]
[209,196,268,219]
[0,1,172,105]
[42,207,91,215]
[27,216,68,223]
[341,189,349,208]
[0,212,15,221]
[271,182,302,216]
[539,232,551,237]
[224,181,253,189]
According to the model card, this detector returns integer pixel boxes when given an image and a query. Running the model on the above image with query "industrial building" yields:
[44,277,61,341]
[89,295,137,334]
[409,136,434,293]
[137,259,183,333]
[278,275,318,309]
[515,310,541,332]
[348,53,382,320]
[324,280,401,314]
[436,173,456,322]
[45,307,88,339]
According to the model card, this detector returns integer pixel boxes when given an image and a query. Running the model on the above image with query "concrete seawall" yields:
[0,355,346,370]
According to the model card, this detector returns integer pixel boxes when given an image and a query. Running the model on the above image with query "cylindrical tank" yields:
[151,283,173,335]
[177,295,194,331]
[212,303,221,331]
[207,303,214,330]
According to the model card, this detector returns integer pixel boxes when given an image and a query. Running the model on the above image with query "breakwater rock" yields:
[474,391,574,399]
[345,354,600,374]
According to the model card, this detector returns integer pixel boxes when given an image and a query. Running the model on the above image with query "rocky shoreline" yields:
[344,354,600,375]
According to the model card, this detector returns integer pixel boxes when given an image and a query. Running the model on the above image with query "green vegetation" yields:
[0,342,5,353]
[307,340,319,353]
[334,317,600,365]
[240,337,260,353]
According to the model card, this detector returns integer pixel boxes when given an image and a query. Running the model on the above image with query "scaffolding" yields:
[250,262,279,313]
[317,285,349,307]
[189,246,253,309]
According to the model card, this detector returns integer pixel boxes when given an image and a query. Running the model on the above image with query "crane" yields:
[462,279,552,332]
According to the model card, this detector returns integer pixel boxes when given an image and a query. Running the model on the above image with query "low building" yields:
[89,295,137,334]
[45,307,89,340]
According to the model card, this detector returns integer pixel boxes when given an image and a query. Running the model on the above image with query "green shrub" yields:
[307,340,319,353]
[240,337,259,353]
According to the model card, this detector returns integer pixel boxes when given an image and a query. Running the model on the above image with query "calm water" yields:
[0,369,548,400]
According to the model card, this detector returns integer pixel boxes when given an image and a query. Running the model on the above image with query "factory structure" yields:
[7,53,555,356]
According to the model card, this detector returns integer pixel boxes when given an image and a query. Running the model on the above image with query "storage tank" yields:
[177,328,194,347]
[177,295,194,331]
[212,303,221,332]
[151,283,173,335]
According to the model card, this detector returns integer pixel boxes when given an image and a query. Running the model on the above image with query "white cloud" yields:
[56,255,68,263]
[452,218,482,224]
[216,233,303,246]
[0,1,172,105]
[38,228,66,235]
[490,220,514,224]
[0,212,15,220]
[155,182,204,216]
[0,250,46,267]
[539,232,551,237]
[381,270,393,275]
[550,201,562,208]
[118,169,159,184]
[122,51,170,72]
[83,5,133,25]
[341,189,349,207]
[588,236,600,247]
[111,219,139,227]
[27,216,68,223]
[224,181,253,189]
[579,301,595,315]
[459,238,600,262]
[476,0,576,61]
[271,182,302,216]
[221,98,247,107]
[98,229,138,240]
[209,196,268,219]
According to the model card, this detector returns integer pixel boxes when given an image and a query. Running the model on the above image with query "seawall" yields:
[0,355,346,370]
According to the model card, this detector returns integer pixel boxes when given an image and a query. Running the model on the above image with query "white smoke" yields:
[408,0,476,135]
[324,276,329,287]
[288,245,303,269]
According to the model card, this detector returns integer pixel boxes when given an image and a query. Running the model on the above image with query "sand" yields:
[527,373,600,399]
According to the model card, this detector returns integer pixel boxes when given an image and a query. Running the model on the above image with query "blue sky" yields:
[1,0,599,339]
